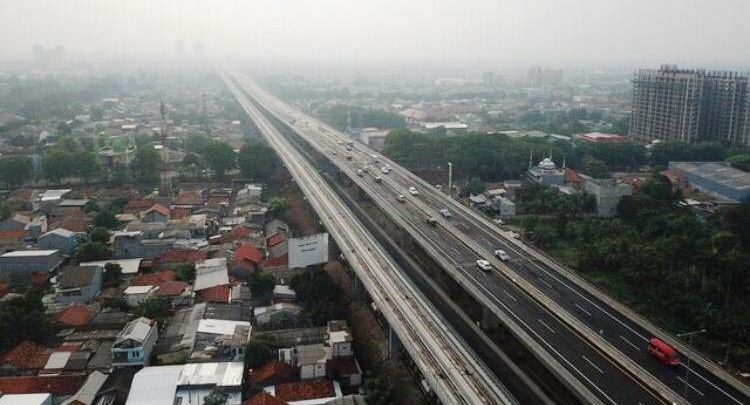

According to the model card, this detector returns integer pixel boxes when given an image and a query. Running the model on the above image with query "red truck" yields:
[647,337,680,366]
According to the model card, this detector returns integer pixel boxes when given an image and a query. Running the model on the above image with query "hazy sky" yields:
[1,0,749,70]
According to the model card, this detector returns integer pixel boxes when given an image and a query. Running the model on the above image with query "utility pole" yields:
[676,329,706,400]
[447,162,453,197]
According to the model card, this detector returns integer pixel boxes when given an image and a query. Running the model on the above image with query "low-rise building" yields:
[123,285,159,307]
[37,228,78,256]
[254,303,303,328]
[527,156,565,186]
[0,250,63,276]
[581,175,633,217]
[125,362,244,405]
[112,317,158,369]
[55,266,103,305]
[194,258,229,292]
[263,380,342,405]
[669,161,750,203]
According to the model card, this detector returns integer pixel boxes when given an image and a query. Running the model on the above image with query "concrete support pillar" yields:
[388,326,402,359]
[481,306,500,330]
[352,274,361,298]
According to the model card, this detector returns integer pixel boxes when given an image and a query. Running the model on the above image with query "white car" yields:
[356,169,364,177]
[397,194,406,202]
[439,208,451,218]
[476,259,492,272]
[408,186,419,195]
[494,249,510,261]
[381,166,391,174]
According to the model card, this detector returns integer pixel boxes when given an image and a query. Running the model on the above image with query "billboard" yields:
[288,233,329,268]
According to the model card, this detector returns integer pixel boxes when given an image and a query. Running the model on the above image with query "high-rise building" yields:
[527,67,563,86]
[629,65,750,145]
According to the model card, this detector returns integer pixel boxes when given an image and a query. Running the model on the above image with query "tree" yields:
[290,269,342,325]
[268,197,289,220]
[238,141,278,181]
[204,141,236,180]
[132,145,161,183]
[89,226,110,244]
[203,388,228,405]
[727,154,750,171]
[184,134,213,155]
[467,177,486,195]
[135,297,170,327]
[243,336,275,369]
[0,202,10,221]
[76,242,108,262]
[74,152,102,184]
[0,293,55,352]
[175,264,196,282]
[83,199,100,213]
[181,153,204,178]
[249,273,275,301]
[43,149,73,184]
[581,155,610,178]
[93,211,120,229]
[103,263,122,287]
[0,156,33,187]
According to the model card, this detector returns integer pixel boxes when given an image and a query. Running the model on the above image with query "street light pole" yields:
[676,329,706,400]
[447,162,453,197]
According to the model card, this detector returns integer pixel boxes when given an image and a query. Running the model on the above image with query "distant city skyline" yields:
[1,0,749,70]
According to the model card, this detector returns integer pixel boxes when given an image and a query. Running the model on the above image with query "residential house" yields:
[242,393,289,405]
[123,285,159,307]
[124,362,244,405]
[0,250,62,276]
[59,370,108,405]
[266,232,288,259]
[54,304,96,329]
[0,229,27,253]
[280,344,327,380]
[194,258,229,292]
[56,266,103,305]
[112,231,172,259]
[140,204,170,223]
[191,319,251,362]
[0,214,30,232]
[38,228,78,256]
[0,375,84,399]
[272,285,296,304]
[111,317,158,368]
[0,341,51,376]
[263,380,343,405]
[250,360,296,388]
[155,281,192,307]
[0,394,52,405]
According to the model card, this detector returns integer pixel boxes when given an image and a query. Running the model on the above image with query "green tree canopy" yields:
[204,141,236,180]
[0,156,33,187]
[0,293,55,353]
[238,140,279,181]
[93,210,120,229]
[135,297,170,327]
[76,242,108,262]
[267,197,289,220]
[132,145,162,183]
[89,226,110,244]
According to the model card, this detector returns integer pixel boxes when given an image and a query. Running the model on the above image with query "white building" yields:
[124,285,159,307]
[125,362,244,405]
[112,317,159,368]
[194,258,229,291]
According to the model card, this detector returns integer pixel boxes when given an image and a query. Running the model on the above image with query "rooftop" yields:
[1,250,58,258]
[670,162,750,191]
[266,380,340,403]
[0,375,84,396]
[114,317,155,346]
[197,319,251,336]
[0,341,50,370]
[243,393,289,405]
[58,266,100,289]
[250,360,296,386]
[54,304,96,327]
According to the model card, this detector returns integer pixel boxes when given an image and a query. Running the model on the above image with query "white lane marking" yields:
[537,318,556,334]
[685,367,745,405]
[618,335,642,352]
[582,355,605,374]
[575,303,592,317]
[676,376,705,397]
[539,278,553,289]
[502,289,518,302]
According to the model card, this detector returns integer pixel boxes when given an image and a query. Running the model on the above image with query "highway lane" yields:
[223,71,517,405]
[232,73,674,405]
[396,167,750,405]
[250,76,747,405]
[236,72,750,405]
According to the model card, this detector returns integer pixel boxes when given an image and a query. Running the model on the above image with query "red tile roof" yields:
[267,232,286,247]
[235,244,263,266]
[243,393,289,405]
[155,280,190,296]
[273,380,336,402]
[126,198,155,212]
[54,304,96,327]
[0,341,50,369]
[199,285,231,303]
[55,215,90,233]
[170,207,192,219]
[158,249,208,265]
[250,360,296,386]
[0,375,84,395]
[143,203,170,217]
[175,191,204,206]
[130,270,176,286]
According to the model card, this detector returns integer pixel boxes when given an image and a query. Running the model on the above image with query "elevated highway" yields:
[222,70,518,405]
[226,70,750,405]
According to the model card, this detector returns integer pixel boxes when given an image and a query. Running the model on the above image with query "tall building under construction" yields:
[629,65,750,145]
